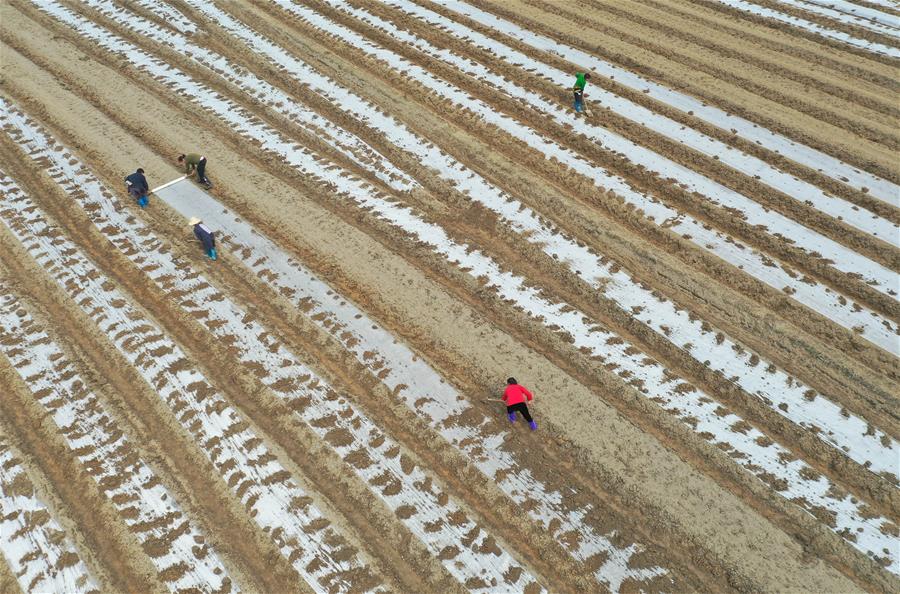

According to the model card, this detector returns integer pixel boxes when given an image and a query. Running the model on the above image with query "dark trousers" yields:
[196,158,208,184]
[128,186,148,207]
[507,402,533,423]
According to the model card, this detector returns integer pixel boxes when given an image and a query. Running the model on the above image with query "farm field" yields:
[0,0,897,592]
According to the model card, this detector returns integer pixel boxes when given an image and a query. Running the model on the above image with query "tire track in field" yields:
[0,163,385,594]
[28,0,899,574]
[2,99,545,594]
[0,430,98,593]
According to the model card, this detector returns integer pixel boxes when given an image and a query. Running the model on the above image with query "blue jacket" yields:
[193,223,215,252]
[124,171,149,193]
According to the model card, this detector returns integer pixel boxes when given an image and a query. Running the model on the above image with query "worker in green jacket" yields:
[177,153,211,187]
[573,72,591,113]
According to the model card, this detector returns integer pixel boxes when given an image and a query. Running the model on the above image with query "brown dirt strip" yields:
[341,0,900,267]
[0,299,163,594]
[244,0,900,365]
[397,0,900,223]
[685,0,900,67]
[479,0,900,183]
[5,3,892,588]
[668,0,900,75]
[0,345,116,593]
[0,556,21,594]
[856,0,900,16]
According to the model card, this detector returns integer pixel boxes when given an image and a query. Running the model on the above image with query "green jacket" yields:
[183,153,203,174]
[574,72,587,90]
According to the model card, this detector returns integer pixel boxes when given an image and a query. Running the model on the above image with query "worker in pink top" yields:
[503,377,537,431]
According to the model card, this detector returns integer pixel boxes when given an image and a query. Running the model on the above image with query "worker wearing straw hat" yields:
[189,217,217,260]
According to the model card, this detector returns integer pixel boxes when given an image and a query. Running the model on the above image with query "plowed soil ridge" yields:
[777,0,900,38]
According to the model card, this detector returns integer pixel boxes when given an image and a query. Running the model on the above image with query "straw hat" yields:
[188,217,201,226]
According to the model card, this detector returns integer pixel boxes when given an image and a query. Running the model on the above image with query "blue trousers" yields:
[574,96,584,112]
[129,187,148,208]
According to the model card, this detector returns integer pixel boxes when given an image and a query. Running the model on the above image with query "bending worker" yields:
[124,167,149,208]
[178,153,211,187]
[189,217,217,260]
[503,377,537,431]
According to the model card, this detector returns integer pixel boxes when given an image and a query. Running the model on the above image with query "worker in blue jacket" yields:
[189,217,217,260]
[124,168,149,208]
